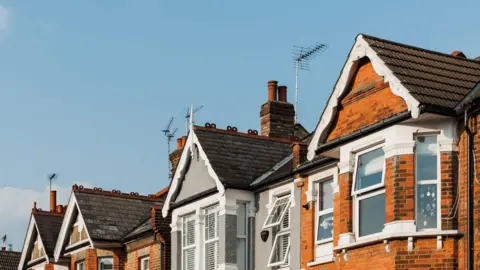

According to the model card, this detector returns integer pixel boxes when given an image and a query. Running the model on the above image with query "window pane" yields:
[205,241,218,270]
[236,203,246,235]
[263,196,291,228]
[141,258,150,270]
[236,238,246,270]
[183,215,195,247]
[317,212,333,241]
[416,136,437,181]
[319,179,334,210]
[98,258,113,270]
[355,148,385,191]
[416,184,438,230]
[183,248,195,270]
[359,193,385,237]
[269,233,290,266]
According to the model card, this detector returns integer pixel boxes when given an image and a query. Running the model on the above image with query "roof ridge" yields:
[72,184,164,202]
[361,33,480,65]
[194,125,294,144]
[33,211,65,217]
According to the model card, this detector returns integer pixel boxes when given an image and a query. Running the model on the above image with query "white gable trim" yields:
[53,193,94,262]
[307,34,421,161]
[162,129,225,217]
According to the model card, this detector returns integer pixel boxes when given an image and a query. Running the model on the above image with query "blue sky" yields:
[0,0,479,249]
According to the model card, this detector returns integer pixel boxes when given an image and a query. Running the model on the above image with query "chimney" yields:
[268,80,278,101]
[169,136,188,179]
[177,138,183,149]
[260,81,295,139]
[451,50,466,58]
[50,190,57,212]
[292,142,308,168]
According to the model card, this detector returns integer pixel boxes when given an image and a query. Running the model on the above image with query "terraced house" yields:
[162,33,480,270]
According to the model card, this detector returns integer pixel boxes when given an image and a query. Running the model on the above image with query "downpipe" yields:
[464,105,476,270]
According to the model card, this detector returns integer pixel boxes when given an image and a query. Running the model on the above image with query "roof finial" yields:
[189,104,194,132]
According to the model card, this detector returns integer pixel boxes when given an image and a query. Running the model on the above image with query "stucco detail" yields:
[174,155,217,203]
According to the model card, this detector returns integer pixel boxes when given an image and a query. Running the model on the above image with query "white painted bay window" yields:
[263,195,291,267]
[204,205,219,270]
[182,213,196,270]
[236,203,247,270]
[316,179,334,243]
[352,146,386,238]
[415,135,439,230]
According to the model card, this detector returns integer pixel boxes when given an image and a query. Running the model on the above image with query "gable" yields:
[29,232,45,262]
[67,211,88,247]
[173,153,217,203]
[326,57,408,142]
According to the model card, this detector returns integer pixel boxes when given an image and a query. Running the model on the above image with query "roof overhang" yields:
[307,34,421,161]
[162,129,225,217]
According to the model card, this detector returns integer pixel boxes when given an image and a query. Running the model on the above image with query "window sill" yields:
[334,230,462,251]
[307,256,334,267]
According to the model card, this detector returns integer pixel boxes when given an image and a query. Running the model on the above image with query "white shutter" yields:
[205,205,219,270]
[182,214,196,270]
[267,231,290,267]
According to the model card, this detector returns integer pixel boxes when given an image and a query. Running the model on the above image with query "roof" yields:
[194,126,293,189]
[0,251,21,270]
[33,212,64,257]
[122,218,152,240]
[74,189,164,242]
[362,34,480,109]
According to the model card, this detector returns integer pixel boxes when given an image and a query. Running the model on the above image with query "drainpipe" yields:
[464,106,475,270]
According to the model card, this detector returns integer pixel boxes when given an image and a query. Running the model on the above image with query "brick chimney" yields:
[260,81,295,139]
[292,142,308,168]
[169,136,188,178]
[50,190,57,212]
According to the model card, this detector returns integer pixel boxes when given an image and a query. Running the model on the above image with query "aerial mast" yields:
[292,43,328,123]
[162,117,178,179]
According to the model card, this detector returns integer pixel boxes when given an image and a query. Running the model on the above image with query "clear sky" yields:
[1,0,479,249]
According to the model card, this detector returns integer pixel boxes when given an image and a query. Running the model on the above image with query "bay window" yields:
[263,195,291,267]
[182,213,196,270]
[352,146,386,238]
[415,135,439,230]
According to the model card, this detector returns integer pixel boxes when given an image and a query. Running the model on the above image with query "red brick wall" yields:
[385,155,415,222]
[326,58,408,142]
[86,249,97,270]
[297,177,315,269]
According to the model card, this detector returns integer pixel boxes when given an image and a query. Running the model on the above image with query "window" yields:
[140,257,150,270]
[77,262,85,270]
[415,135,439,230]
[236,203,248,270]
[264,195,291,267]
[98,257,113,270]
[353,147,386,238]
[182,213,196,270]
[204,205,219,270]
[316,179,334,243]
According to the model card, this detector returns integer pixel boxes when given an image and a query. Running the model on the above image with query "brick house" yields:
[18,185,171,270]
[294,34,480,269]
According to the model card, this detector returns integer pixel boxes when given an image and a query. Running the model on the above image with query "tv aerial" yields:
[162,117,178,179]
[48,173,57,192]
[292,43,328,123]
[184,105,203,134]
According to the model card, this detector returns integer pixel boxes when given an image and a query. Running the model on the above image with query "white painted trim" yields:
[266,182,295,210]
[338,232,355,246]
[163,130,225,217]
[18,216,36,270]
[53,193,94,262]
[307,34,420,160]
[251,154,293,186]
[334,230,460,251]
[63,244,92,257]
[351,145,386,196]
[383,141,415,158]
[439,139,458,152]
[383,220,416,234]
[307,256,335,267]
[307,167,338,202]
[354,189,386,240]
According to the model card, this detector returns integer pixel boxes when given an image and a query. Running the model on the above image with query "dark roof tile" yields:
[34,213,64,257]
[0,251,21,270]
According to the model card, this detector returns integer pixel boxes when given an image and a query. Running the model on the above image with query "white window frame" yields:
[140,256,150,270]
[236,202,248,270]
[181,213,196,270]
[204,204,219,270]
[98,257,113,270]
[262,195,291,229]
[351,144,386,196]
[352,144,387,240]
[76,261,85,270]
[315,179,334,245]
[414,134,441,231]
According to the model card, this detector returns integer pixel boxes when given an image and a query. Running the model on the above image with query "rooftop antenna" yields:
[293,43,328,123]
[184,105,203,134]
[48,173,56,192]
[1,235,6,249]
[162,117,178,179]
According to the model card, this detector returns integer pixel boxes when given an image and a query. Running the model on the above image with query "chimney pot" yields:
[50,190,57,212]
[56,205,63,213]
[451,50,466,58]
[278,86,287,102]
[267,80,278,101]
[177,138,182,149]
[181,136,187,148]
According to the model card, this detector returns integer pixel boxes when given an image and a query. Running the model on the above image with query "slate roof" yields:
[0,251,21,270]
[74,190,163,242]
[194,127,293,189]
[363,34,480,109]
[34,213,64,257]
[122,218,152,240]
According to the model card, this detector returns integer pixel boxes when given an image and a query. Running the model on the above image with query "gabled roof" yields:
[307,34,480,160]
[33,213,63,257]
[194,126,293,189]
[73,187,163,242]
[362,34,480,109]
[0,251,21,270]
